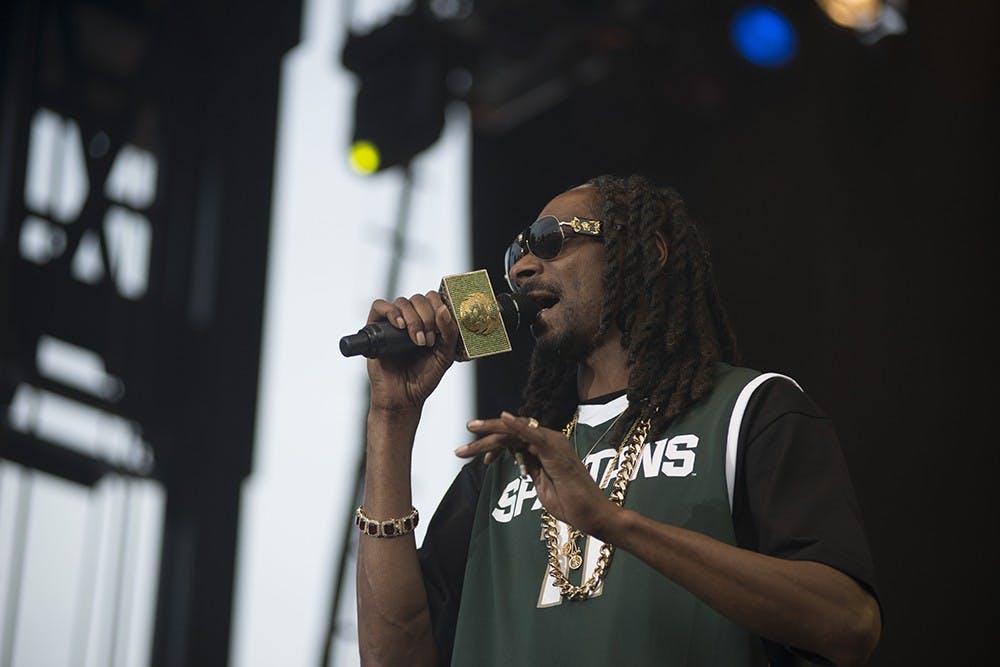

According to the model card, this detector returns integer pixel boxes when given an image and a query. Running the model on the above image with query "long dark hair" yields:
[518,174,739,441]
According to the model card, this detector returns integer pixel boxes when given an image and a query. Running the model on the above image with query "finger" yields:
[434,302,456,350]
[393,297,427,346]
[454,432,522,458]
[408,293,438,347]
[465,417,515,437]
[521,451,542,478]
[367,298,406,329]
[500,412,577,461]
[482,447,526,467]
[425,290,445,311]
[427,291,459,348]
[466,415,562,438]
[499,411,548,447]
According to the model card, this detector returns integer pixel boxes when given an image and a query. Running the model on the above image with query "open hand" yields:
[456,412,620,536]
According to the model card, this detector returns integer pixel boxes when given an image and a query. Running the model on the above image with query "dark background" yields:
[471,3,998,665]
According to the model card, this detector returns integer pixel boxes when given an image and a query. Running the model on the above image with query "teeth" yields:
[528,294,558,314]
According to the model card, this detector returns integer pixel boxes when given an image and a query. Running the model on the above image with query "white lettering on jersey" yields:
[626,435,701,480]
[493,433,701,524]
[663,434,699,477]
[491,476,537,523]
[514,477,537,516]
[632,438,668,480]
[491,477,520,523]
[582,449,617,482]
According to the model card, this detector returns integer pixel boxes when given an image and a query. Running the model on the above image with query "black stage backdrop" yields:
[471,3,998,665]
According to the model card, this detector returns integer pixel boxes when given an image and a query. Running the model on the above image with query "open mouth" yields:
[530,292,560,316]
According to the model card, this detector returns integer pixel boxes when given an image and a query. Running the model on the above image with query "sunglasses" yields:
[503,215,604,292]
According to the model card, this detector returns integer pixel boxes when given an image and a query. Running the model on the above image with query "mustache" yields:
[518,279,562,299]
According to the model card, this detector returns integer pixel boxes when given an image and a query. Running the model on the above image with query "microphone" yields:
[340,273,537,360]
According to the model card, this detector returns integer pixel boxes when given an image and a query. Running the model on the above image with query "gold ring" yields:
[527,417,539,429]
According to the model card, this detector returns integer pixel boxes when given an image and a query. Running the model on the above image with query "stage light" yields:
[341,14,451,174]
[815,0,906,45]
[815,0,882,29]
[349,140,381,175]
[730,5,798,69]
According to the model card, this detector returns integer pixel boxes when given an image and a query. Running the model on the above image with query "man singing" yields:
[355,174,881,666]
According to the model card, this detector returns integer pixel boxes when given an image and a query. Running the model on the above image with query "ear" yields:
[655,233,669,269]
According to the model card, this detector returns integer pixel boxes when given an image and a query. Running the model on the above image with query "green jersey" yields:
[451,364,770,666]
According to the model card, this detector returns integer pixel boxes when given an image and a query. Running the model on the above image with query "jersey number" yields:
[536,520,604,607]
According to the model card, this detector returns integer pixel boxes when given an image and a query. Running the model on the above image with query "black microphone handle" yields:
[338,322,417,358]
[339,292,536,358]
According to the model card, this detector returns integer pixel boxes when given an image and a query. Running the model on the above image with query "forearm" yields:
[599,508,881,666]
[356,407,438,667]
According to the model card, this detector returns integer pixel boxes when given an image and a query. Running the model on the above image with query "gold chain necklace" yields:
[571,408,625,461]
[558,416,588,571]
[558,408,626,570]
[542,412,651,599]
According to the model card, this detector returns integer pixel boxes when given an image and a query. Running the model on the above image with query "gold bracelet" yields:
[355,506,419,538]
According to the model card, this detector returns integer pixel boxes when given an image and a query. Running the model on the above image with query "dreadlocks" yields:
[518,174,739,442]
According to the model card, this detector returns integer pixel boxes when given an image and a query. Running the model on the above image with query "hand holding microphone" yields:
[345,270,538,474]
[341,270,537,360]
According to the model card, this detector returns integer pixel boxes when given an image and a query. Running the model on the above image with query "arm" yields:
[602,509,881,666]
[356,292,458,667]
[459,412,881,666]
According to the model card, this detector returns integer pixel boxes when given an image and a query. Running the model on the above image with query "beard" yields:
[530,303,601,361]
[533,326,595,360]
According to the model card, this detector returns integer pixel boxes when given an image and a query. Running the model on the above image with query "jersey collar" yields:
[577,392,629,427]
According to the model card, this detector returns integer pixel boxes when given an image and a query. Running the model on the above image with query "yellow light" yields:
[816,0,883,29]
[349,140,381,175]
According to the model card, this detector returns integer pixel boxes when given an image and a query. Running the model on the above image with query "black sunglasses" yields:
[503,215,604,292]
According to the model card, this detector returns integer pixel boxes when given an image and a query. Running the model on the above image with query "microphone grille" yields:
[497,292,538,335]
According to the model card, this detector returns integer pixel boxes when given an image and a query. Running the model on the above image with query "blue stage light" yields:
[731,5,798,68]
